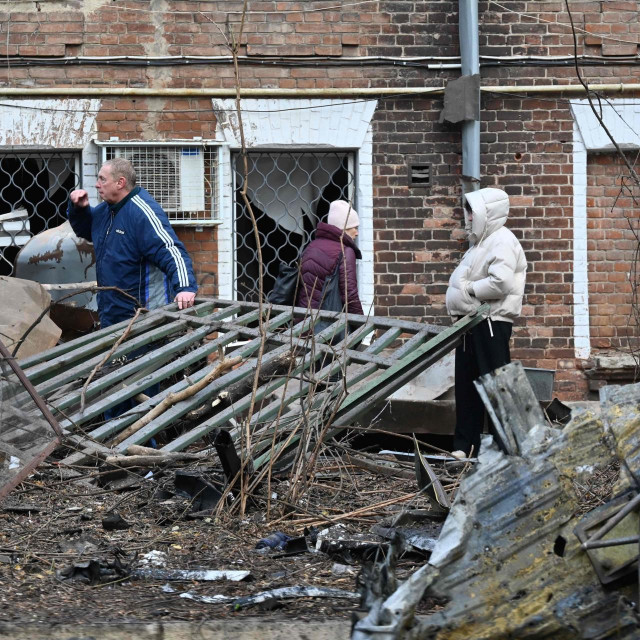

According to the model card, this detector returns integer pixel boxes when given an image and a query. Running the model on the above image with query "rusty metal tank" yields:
[14,221,98,333]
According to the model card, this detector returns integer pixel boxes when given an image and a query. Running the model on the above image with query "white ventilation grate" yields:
[103,145,218,224]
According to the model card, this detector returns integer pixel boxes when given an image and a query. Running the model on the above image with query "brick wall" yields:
[477,2,639,398]
[372,97,461,320]
[3,1,640,399]
[480,94,579,395]
[587,152,640,353]
[95,97,217,141]
[2,2,638,81]
[177,227,218,298]
[94,96,219,295]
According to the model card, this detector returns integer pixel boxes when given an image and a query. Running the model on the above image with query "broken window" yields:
[103,144,220,225]
[0,151,80,276]
[232,150,356,302]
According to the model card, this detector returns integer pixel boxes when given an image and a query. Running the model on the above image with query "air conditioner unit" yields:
[103,145,213,221]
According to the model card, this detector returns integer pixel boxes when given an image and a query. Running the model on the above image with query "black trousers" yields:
[453,318,512,456]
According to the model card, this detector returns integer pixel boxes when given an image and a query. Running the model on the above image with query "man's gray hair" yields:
[105,158,137,189]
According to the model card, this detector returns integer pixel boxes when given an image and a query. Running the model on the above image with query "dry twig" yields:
[108,354,241,447]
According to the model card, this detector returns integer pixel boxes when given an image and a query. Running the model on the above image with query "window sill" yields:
[170,219,223,227]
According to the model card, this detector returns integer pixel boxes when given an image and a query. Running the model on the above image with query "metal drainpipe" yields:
[459,0,480,195]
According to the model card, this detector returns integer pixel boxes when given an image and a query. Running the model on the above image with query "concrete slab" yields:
[0,619,351,640]
[389,350,455,403]
[355,350,456,434]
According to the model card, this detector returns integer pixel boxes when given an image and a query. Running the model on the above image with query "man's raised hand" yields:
[70,189,90,208]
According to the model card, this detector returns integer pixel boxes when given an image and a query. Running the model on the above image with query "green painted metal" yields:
[23,313,171,383]
[11,297,486,470]
[52,324,215,412]
[66,312,305,445]
[19,297,223,372]
[171,321,380,456]
[335,305,489,419]
[56,330,243,431]
[33,319,192,397]
[250,325,404,469]
[250,307,488,471]
[156,317,333,452]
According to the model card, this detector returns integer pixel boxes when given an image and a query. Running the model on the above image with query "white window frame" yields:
[571,99,640,360]
[212,98,376,315]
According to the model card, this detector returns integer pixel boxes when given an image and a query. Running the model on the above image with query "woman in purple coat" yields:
[296,200,364,316]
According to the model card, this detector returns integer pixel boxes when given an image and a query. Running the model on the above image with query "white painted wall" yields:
[571,119,590,360]
[0,99,101,201]
[81,141,101,202]
[0,99,101,148]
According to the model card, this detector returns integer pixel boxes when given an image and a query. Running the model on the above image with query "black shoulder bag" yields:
[314,253,345,339]
[267,262,299,305]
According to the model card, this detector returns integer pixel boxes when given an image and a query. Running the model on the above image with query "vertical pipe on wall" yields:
[459,0,480,194]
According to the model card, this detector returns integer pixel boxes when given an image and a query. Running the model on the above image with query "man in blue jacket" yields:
[68,158,198,424]
[68,157,197,328]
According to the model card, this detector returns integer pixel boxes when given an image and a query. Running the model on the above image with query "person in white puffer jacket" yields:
[445,187,527,459]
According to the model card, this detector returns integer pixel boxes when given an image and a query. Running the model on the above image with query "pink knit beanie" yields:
[327,200,359,230]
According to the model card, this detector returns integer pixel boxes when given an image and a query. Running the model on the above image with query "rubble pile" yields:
[1,297,640,638]
[353,368,640,640]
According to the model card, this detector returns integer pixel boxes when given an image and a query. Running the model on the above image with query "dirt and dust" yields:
[0,449,449,627]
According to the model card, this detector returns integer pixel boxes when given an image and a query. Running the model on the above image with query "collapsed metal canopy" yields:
[4,298,486,481]
[0,339,63,501]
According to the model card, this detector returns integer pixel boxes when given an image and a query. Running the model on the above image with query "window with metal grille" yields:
[0,152,80,276]
[232,150,356,302]
[103,144,219,224]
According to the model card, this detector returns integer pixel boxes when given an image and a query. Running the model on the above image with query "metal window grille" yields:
[104,145,219,224]
[0,152,80,276]
[232,150,356,302]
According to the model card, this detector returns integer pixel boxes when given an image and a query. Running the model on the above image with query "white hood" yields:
[447,187,527,322]
[464,188,510,246]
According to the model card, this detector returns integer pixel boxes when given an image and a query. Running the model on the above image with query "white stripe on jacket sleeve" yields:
[132,194,189,288]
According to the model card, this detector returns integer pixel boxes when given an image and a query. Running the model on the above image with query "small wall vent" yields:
[408,159,431,189]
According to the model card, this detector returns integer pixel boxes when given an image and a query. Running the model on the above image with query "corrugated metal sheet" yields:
[353,374,640,640]
[419,412,635,639]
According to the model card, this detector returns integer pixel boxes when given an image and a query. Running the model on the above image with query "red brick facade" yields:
[587,153,640,353]
[2,1,640,399]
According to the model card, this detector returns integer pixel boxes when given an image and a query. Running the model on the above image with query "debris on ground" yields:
[0,453,443,624]
[352,364,640,640]
[255,531,291,550]
[2,301,640,637]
